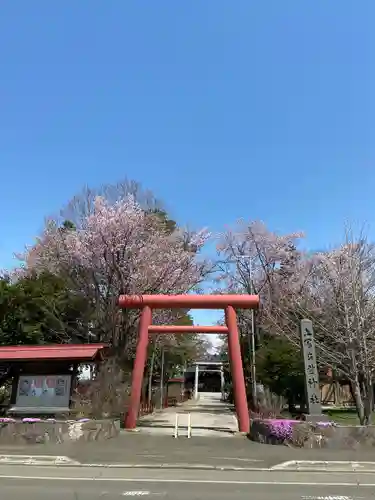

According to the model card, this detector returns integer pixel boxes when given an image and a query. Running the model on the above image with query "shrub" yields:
[250,387,286,419]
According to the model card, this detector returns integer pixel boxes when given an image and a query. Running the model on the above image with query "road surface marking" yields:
[273,460,375,470]
[0,455,80,465]
[0,474,375,486]
[211,457,263,462]
[301,497,362,500]
[272,460,297,470]
[122,492,151,496]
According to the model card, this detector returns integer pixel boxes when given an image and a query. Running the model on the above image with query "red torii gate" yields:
[118,294,259,434]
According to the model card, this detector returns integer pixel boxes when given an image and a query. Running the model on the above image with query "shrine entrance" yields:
[118,294,259,434]
[184,360,226,399]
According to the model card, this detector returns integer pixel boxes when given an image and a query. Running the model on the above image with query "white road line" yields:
[272,460,375,470]
[122,492,151,496]
[0,475,375,486]
[272,460,297,470]
[0,455,80,465]
[301,497,362,500]
[211,457,263,462]
[0,455,76,461]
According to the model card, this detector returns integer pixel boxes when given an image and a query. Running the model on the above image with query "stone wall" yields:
[0,419,119,445]
[250,418,375,449]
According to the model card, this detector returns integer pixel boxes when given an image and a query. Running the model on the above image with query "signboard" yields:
[14,374,72,412]
[300,319,322,416]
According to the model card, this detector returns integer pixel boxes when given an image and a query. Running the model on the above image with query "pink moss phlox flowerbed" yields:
[261,418,336,440]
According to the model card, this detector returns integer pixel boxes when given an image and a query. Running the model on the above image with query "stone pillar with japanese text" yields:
[300,319,326,420]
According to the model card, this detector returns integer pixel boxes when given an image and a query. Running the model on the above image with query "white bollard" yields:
[187,413,191,439]
[174,413,192,438]
[174,413,179,438]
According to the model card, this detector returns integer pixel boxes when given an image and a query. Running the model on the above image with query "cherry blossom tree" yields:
[217,220,309,340]
[218,220,375,423]
[265,227,375,424]
[216,220,309,405]
[306,230,375,424]
[54,179,161,230]
[19,194,211,366]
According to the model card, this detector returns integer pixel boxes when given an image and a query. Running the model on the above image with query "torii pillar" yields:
[118,294,259,434]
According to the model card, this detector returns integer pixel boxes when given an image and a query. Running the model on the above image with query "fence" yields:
[138,401,155,417]
[137,390,191,417]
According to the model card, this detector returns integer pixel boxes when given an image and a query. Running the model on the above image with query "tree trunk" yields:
[351,379,365,424]
[363,378,373,425]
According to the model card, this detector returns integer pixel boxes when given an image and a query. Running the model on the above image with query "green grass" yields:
[324,408,374,425]
[282,407,374,425]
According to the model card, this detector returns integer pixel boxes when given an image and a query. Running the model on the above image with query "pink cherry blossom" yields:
[18,195,211,352]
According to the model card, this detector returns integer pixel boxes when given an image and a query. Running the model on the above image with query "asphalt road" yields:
[4,434,375,469]
[0,465,374,500]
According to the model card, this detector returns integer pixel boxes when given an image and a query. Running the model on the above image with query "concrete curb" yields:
[0,457,270,471]
[271,460,375,473]
[0,455,80,466]
[71,463,271,471]
[1,456,375,473]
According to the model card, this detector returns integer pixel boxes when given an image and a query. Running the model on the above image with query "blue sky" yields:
[1,1,374,331]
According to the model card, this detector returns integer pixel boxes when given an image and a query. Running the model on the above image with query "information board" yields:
[14,374,72,410]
